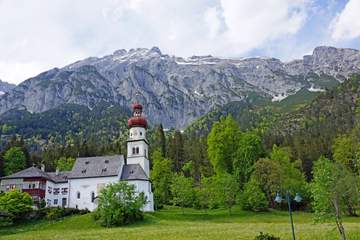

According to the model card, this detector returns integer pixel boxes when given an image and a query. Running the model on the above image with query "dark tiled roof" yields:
[1,167,50,180]
[69,155,124,179]
[47,171,71,183]
[121,164,149,181]
[1,166,71,183]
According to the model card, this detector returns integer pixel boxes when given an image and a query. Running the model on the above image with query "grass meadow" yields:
[1,206,359,240]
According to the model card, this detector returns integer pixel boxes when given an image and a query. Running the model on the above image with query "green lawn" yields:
[1,206,359,240]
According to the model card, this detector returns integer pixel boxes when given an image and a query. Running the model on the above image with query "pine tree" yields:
[168,130,185,172]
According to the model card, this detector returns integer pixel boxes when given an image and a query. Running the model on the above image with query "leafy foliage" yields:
[170,174,194,213]
[207,115,241,175]
[240,179,268,212]
[3,147,26,175]
[0,190,33,223]
[255,232,280,240]
[311,156,360,240]
[151,150,173,208]
[94,182,146,227]
[55,157,75,171]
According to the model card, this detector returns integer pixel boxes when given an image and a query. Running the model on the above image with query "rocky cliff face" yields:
[0,79,15,96]
[0,46,359,128]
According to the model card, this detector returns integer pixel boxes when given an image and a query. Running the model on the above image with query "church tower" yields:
[126,102,154,211]
[126,102,150,177]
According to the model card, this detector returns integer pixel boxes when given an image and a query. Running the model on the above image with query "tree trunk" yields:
[333,199,346,240]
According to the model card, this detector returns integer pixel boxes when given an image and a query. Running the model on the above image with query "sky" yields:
[0,0,359,85]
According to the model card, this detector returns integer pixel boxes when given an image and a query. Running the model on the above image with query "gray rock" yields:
[0,79,15,95]
[0,46,359,128]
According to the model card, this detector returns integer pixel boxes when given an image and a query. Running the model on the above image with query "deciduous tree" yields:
[3,147,26,176]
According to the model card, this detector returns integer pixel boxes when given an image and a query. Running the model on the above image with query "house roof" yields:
[1,167,71,183]
[121,164,149,181]
[1,167,51,180]
[69,155,124,179]
[47,171,71,183]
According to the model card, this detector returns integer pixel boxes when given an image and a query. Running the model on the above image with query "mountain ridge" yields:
[0,46,359,128]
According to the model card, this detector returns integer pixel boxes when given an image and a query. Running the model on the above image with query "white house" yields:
[0,102,154,212]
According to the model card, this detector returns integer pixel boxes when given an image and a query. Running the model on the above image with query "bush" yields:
[0,211,14,226]
[0,190,33,223]
[29,207,89,221]
[94,182,146,227]
[255,232,280,240]
[240,180,268,212]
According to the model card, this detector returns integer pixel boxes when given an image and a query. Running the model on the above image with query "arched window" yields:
[140,131,142,136]
[132,147,136,154]
[91,192,95,203]
[136,147,139,154]
[77,191,80,199]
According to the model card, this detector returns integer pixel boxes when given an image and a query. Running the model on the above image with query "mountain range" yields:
[0,46,359,129]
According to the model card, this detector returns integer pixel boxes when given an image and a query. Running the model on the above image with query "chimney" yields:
[41,164,45,172]
[56,168,59,176]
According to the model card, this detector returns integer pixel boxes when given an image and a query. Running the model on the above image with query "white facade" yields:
[45,181,69,207]
[68,176,119,211]
[129,180,154,212]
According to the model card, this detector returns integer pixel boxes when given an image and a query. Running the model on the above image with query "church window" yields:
[77,191,80,199]
[140,131,142,136]
[91,192,95,203]
[136,147,139,154]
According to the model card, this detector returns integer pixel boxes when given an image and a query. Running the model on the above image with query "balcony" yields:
[0,184,23,192]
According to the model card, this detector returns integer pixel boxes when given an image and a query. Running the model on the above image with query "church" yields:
[0,103,154,212]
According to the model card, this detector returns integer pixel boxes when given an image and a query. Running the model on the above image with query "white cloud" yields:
[331,0,360,41]
[0,0,311,84]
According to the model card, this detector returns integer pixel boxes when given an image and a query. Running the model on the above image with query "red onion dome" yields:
[132,102,143,110]
[128,117,147,129]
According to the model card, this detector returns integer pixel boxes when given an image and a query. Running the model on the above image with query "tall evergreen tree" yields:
[168,130,185,172]
[153,124,166,157]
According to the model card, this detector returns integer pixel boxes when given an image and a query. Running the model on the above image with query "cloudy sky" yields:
[0,0,359,84]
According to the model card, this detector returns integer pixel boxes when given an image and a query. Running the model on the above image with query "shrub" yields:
[170,174,194,213]
[0,190,33,223]
[94,182,146,227]
[0,211,14,226]
[30,207,89,221]
[240,180,268,212]
[255,232,280,240]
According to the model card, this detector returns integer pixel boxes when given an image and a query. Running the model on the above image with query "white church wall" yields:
[128,180,154,212]
[68,176,118,211]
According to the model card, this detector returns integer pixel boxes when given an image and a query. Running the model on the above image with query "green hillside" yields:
[0,102,130,151]
[1,207,359,240]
